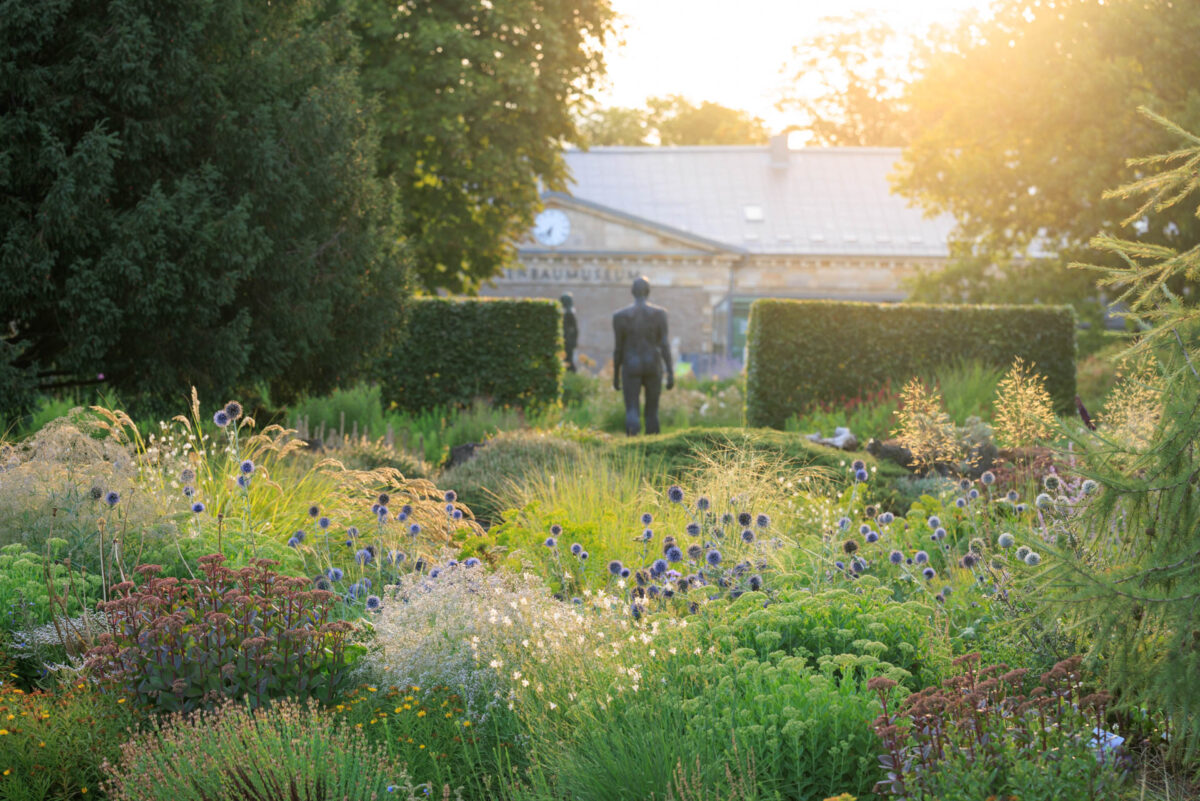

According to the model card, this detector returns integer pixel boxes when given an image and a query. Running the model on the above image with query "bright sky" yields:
[596,0,994,133]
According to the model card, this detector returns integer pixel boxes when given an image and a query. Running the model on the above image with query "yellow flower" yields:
[462,720,472,727]
[444,712,452,718]
[367,687,377,693]
[117,699,126,704]
[3,769,10,776]
[0,730,8,736]
[417,710,425,717]
[419,744,425,750]
[82,789,88,794]
[38,742,44,748]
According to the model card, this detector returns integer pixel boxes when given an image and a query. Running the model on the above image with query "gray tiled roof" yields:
[558,145,955,258]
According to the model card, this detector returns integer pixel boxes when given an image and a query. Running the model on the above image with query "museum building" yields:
[479,135,956,372]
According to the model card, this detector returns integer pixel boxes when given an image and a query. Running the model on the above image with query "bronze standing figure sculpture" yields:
[560,293,578,373]
[612,276,673,435]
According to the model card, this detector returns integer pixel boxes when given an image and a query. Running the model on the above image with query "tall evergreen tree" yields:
[1048,108,1200,761]
[0,0,403,415]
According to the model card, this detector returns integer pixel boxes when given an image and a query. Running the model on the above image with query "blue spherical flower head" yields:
[347,526,359,538]
[922,566,936,580]
[213,410,231,428]
[550,523,563,536]
[401,504,414,516]
[180,468,197,484]
[294,530,306,543]
[308,504,320,518]
[968,488,980,500]
[642,528,653,542]
[224,401,243,421]
[347,583,362,599]
[620,567,631,578]
[837,517,850,530]
[855,468,869,482]
[377,493,390,506]
[740,529,755,544]
[927,515,941,529]
[667,485,684,504]
[104,490,120,507]
[1024,551,1041,566]
[858,523,871,536]
[369,504,379,517]
[835,560,845,570]
[327,567,344,582]
[445,503,455,514]
[366,595,382,611]
[236,474,250,490]
[706,549,722,566]
[409,523,421,536]
[1007,490,1020,503]
[361,578,372,590]
[239,459,254,475]
[377,507,389,521]
[666,546,683,563]
[452,509,463,520]
[865,530,879,544]
[755,513,770,529]
[356,549,373,565]
[570,542,583,556]
[444,490,457,503]
[934,527,946,541]
[640,512,653,526]
[959,478,972,492]
[318,516,331,530]
[191,501,205,514]
[651,558,667,577]
[544,536,557,548]
[389,550,406,564]
[980,470,996,486]
[430,568,441,578]
[851,459,866,472]
[287,537,299,548]
[721,512,735,526]
[696,496,711,511]
[183,485,195,498]
[314,577,332,591]
[955,498,966,509]
[608,560,624,575]
[748,574,763,591]
[889,550,903,565]
[737,512,751,527]
[465,557,480,568]
[579,551,589,561]
[685,522,701,537]
[914,550,929,564]
[851,558,866,574]
[997,532,1015,548]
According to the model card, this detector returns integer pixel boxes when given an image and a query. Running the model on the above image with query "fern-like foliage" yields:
[1049,107,1200,764]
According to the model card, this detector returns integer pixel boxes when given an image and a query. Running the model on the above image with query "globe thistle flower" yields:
[443,490,456,503]
[318,516,331,530]
[686,543,703,560]
[667,485,684,504]
[308,504,320,518]
[183,485,195,498]
[935,593,945,603]
[1024,551,1041,566]
[885,550,902,565]
[748,574,763,591]
[239,459,254,475]
[570,542,583,556]
[968,488,980,500]
[922,566,936,580]
[405,523,420,538]
[1035,493,1052,509]
[213,410,231,427]
[465,557,481,568]
[444,503,454,514]
[365,595,382,611]
[287,537,299,548]
[851,558,866,574]
[706,549,722,566]
[1015,545,1031,562]
[955,498,967,509]
[934,527,947,541]
[180,468,197,484]
[686,522,701,537]
[914,550,928,564]
[927,515,941,529]
[842,539,858,554]
[326,567,344,582]
[865,530,881,545]
[856,524,869,536]
[755,513,770,529]
[1005,490,1019,503]
[736,512,751,527]
[1016,503,1028,514]
[191,501,205,514]
[401,504,414,517]
[356,549,373,566]
[835,560,845,570]
[630,603,642,621]
[236,474,250,489]
[959,478,972,492]
[1043,474,1061,491]
[579,551,589,561]
[641,528,654,542]
[452,509,463,520]
[852,459,866,471]
[696,496,711,511]
[430,568,441,578]
[969,538,984,554]
[89,485,104,500]
[388,550,406,565]
[223,400,243,421]
[347,526,359,539]
[639,513,654,527]
[661,537,676,554]
[721,512,735,526]
[998,532,1015,548]
[961,553,977,569]
[741,529,755,544]
[314,577,331,591]
[376,492,390,506]
[666,545,683,562]
[651,559,667,577]
[855,468,869,482]
[104,490,120,506]
[981,471,996,486]
[608,560,624,576]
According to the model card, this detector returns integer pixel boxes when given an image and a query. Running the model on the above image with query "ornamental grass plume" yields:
[892,378,960,474]
[1097,357,1162,451]
[101,698,421,801]
[993,357,1057,449]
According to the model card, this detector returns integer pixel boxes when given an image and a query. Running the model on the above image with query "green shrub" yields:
[379,298,562,414]
[745,300,1077,428]
[102,697,423,801]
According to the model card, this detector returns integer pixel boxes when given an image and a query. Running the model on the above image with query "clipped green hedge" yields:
[745,300,1077,429]
[379,297,562,413]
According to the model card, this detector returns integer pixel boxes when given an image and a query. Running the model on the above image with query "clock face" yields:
[532,209,571,247]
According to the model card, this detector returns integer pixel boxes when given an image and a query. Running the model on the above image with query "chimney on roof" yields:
[769,133,789,170]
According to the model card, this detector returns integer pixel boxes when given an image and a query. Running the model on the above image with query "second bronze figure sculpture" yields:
[612,276,673,436]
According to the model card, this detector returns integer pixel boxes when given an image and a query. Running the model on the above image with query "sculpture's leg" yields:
[643,372,662,435]
[622,368,641,436]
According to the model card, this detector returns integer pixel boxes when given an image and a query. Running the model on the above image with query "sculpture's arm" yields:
[612,316,624,390]
[658,313,674,389]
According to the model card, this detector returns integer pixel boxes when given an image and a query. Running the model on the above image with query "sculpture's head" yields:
[631,276,651,299]
[559,292,573,310]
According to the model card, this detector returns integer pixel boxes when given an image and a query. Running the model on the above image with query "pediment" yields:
[518,193,740,257]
